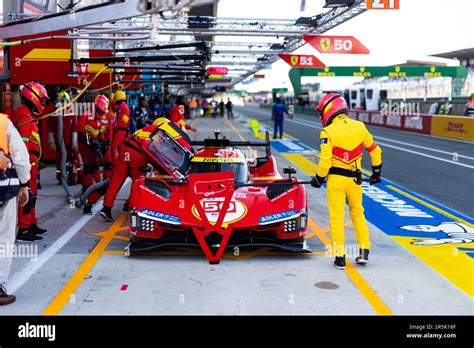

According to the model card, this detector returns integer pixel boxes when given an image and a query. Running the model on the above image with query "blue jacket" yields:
[272,102,289,119]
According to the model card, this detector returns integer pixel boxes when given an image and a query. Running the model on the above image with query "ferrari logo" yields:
[395,66,401,72]
[360,67,365,72]
[290,56,299,66]
[430,66,436,73]
[320,38,331,52]
[324,67,330,72]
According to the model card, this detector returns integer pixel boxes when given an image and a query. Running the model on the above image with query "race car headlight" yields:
[129,208,154,232]
[283,209,307,233]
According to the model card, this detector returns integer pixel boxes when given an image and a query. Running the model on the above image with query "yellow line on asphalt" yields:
[308,217,393,315]
[386,185,473,228]
[42,213,127,316]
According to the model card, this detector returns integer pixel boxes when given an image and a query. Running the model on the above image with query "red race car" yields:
[127,129,311,264]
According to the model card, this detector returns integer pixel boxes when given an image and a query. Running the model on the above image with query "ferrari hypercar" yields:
[127,128,311,263]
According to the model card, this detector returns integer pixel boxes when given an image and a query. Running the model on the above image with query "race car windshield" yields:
[189,161,248,185]
[147,130,190,177]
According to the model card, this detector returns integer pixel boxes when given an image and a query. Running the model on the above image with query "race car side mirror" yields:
[140,165,153,173]
[283,166,297,175]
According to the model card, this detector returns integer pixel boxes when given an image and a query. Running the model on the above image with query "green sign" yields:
[289,66,469,97]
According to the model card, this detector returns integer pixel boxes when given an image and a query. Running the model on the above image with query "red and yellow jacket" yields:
[316,114,382,178]
[77,111,111,143]
[10,104,41,165]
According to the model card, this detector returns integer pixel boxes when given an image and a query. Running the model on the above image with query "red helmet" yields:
[20,82,49,115]
[94,95,109,117]
[314,93,348,127]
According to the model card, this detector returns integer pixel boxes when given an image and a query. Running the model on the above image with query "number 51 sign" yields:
[367,0,400,9]
[279,54,326,68]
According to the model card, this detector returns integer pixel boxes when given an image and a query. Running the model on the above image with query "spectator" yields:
[465,94,474,117]
[0,113,31,305]
[219,100,225,118]
[133,96,150,129]
[226,98,234,119]
[428,101,439,115]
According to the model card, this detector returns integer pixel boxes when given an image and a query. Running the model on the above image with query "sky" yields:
[217,0,474,92]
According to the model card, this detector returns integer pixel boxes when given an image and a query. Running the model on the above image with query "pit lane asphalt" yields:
[236,104,474,218]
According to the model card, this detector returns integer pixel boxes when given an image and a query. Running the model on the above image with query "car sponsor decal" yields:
[191,157,243,163]
[259,209,298,225]
[138,208,181,225]
[192,198,248,224]
[270,139,316,154]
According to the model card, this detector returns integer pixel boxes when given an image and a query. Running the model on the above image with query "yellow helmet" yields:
[152,117,169,127]
[114,90,126,103]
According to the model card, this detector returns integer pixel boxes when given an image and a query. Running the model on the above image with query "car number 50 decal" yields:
[192,198,248,224]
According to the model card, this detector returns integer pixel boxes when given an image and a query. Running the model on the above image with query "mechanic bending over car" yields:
[83,117,190,222]
[310,93,382,270]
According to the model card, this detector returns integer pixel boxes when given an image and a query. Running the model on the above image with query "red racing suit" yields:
[110,101,130,162]
[102,111,114,180]
[169,104,193,131]
[10,104,42,229]
[101,125,155,208]
[77,112,109,193]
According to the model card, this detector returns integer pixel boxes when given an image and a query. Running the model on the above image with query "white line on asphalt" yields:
[5,178,131,294]
[285,117,474,169]
[368,135,474,160]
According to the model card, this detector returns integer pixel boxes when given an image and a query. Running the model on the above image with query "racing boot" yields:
[0,285,16,306]
[83,202,93,215]
[334,255,346,270]
[356,249,369,265]
[16,228,43,243]
[100,206,114,222]
[29,224,48,235]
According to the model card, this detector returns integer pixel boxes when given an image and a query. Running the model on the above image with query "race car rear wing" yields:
[191,130,271,157]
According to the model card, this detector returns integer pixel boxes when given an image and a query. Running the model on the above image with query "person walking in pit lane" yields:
[310,93,383,270]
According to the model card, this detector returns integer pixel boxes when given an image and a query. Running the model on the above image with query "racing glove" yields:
[370,164,382,185]
[310,175,325,188]
[88,140,100,151]
[99,140,109,156]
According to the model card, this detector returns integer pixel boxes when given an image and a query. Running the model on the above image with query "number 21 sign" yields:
[367,0,400,10]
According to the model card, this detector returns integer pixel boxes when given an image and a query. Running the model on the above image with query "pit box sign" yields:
[367,0,400,10]
[304,35,370,55]
[208,67,228,75]
[279,54,325,68]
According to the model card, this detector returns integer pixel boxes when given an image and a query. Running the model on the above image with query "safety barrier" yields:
[258,104,473,141]
[347,110,474,142]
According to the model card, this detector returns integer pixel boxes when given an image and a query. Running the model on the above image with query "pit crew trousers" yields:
[273,115,284,139]
[326,174,371,257]
[79,143,100,191]
[103,144,147,209]
[0,198,17,284]
[18,163,38,229]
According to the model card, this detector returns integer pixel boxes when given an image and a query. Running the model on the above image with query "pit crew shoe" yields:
[123,203,129,212]
[29,224,47,235]
[334,256,346,270]
[83,203,92,215]
[100,206,114,222]
[16,228,43,243]
[356,249,369,265]
[0,286,16,306]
